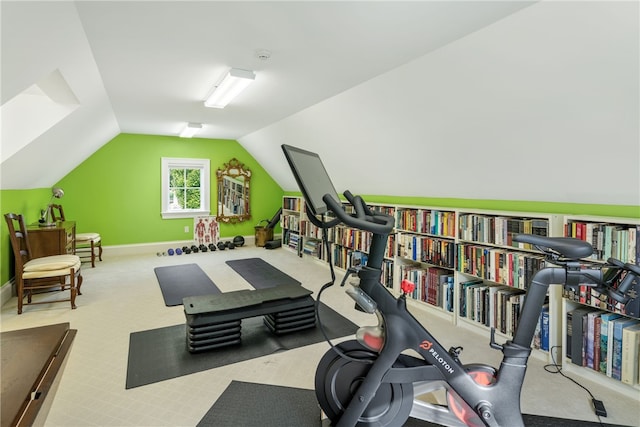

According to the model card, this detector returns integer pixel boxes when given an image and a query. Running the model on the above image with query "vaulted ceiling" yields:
[1,1,536,190]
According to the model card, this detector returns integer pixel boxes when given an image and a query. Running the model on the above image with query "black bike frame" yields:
[335,229,594,427]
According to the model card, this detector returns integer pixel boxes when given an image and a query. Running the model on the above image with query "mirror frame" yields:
[216,158,252,224]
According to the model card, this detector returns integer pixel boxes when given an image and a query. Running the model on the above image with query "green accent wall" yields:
[283,192,640,219]
[2,135,639,287]
[1,134,285,285]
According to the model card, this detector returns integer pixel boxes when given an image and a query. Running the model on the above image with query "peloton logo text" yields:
[420,340,454,374]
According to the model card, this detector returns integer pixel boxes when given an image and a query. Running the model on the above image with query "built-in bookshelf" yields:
[561,216,640,396]
[281,197,302,255]
[281,196,640,394]
[455,210,564,362]
[395,207,457,319]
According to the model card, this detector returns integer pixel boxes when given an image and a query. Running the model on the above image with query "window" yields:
[161,157,210,219]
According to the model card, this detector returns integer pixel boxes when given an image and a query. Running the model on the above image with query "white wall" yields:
[241,1,639,206]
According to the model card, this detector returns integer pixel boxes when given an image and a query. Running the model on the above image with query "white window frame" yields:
[161,157,210,219]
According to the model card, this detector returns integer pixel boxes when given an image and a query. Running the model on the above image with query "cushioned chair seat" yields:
[23,256,81,279]
[48,204,103,267]
[76,233,100,244]
[4,212,83,314]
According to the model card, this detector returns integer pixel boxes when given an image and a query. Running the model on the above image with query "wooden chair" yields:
[4,213,83,314]
[49,204,102,268]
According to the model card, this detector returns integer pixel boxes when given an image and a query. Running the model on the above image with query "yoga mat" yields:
[226,257,300,289]
[197,381,319,427]
[198,381,631,427]
[154,263,221,306]
[125,302,356,389]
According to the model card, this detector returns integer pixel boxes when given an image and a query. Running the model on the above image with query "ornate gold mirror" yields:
[216,158,251,223]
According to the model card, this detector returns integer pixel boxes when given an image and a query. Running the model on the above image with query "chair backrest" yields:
[49,204,66,222]
[4,213,33,271]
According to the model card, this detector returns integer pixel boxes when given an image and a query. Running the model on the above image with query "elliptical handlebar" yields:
[322,191,395,236]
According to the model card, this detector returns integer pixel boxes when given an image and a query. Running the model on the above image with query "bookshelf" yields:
[281,196,303,255]
[281,196,640,393]
[455,210,564,362]
[395,207,457,320]
[561,216,640,397]
[327,203,396,288]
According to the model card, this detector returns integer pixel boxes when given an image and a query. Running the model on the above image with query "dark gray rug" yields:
[125,302,356,389]
[154,263,221,306]
[197,381,319,426]
[198,381,631,427]
[225,257,300,289]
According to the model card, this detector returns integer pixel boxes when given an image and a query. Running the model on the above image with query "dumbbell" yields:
[168,248,175,256]
[191,245,199,253]
[199,244,208,252]
[217,241,226,250]
[208,243,217,252]
[176,248,183,255]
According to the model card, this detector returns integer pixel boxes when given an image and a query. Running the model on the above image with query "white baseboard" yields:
[1,279,15,307]
[101,234,262,257]
[0,234,277,307]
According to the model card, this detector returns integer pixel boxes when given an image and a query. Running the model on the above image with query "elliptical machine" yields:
[281,144,640,427]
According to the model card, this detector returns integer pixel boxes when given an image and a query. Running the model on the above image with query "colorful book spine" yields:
[611,318,640,380]
[599,313,621,374]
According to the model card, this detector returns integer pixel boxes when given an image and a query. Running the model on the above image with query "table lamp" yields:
[39,187,64,227]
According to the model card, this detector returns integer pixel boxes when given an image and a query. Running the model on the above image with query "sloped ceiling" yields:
[0,0,537,191]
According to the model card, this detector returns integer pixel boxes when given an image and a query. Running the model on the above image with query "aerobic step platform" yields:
[183,284,316,353]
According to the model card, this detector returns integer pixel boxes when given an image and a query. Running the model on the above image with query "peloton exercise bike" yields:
[282,144,640,427]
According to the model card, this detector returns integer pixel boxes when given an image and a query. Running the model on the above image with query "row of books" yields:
[399,264,454,311]
[299,219,324,240]
[565,221,638,264]
[283,197,302,212]
[395,209,456,238]
[459,279,526,336]
[567,306,640,386]
[563,284,640,320]
[456,244,545,289]
[281,214,300,232]
[330,248,394,287]
[396,233,456,269]
[284,230,300,252]
[458,214,549,249]
[328,227,395,259]
[302,238,324,259]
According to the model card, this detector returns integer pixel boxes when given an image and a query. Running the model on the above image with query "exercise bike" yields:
[281,144,640,427]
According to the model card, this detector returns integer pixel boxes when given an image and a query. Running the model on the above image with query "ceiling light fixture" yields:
[180,122,202,138]
[204,68,255,109]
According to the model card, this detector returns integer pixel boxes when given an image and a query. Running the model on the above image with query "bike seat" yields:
[513,234,593,259]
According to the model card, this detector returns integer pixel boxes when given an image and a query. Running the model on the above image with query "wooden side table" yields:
[27,221,76,258]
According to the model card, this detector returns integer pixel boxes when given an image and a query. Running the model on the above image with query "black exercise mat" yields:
[197,381,319,427]
[125,302,356,389]
[154,263,221,306]
[198,381,632,427]
[225,257,300,289]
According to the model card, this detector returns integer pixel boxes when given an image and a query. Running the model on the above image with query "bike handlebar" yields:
[322,191,395,236]
[513,233,640,306]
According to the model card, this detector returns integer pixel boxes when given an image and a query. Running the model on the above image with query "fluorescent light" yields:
[204,68,255,108]
[180,122,202,138]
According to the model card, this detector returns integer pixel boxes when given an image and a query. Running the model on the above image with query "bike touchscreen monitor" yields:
[281,144,341,216]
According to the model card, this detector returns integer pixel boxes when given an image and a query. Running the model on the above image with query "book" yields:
[570,307,596,366]
[540,305,550,352]
[459,279,483,317]
[621,323,640,385]
[611,317,639,380]
[599,312,622,374]
[585,311,604,370]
